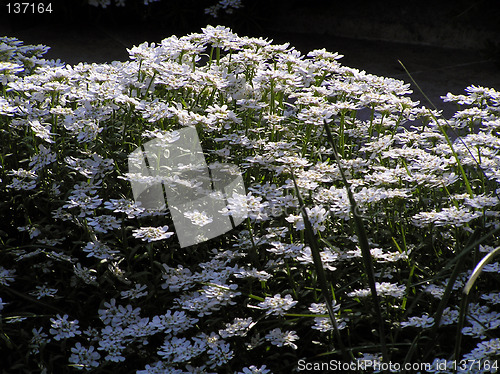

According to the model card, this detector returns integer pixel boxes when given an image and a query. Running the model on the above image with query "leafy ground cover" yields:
[1,26,499,373]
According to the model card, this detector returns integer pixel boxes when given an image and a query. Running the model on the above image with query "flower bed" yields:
[1,26,500,373]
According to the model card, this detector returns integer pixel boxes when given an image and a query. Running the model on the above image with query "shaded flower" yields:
[69,342,100,370]
[0,266,16,286]
[49,314,81,341]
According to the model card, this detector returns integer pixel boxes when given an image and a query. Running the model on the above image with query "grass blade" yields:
[463,245,500,296]
[398,60,473,198]
[289,168,351,361]
[453,246,500,371]
[323,120,388,361]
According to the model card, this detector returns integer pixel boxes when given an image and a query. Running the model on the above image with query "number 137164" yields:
[6,3,53,14]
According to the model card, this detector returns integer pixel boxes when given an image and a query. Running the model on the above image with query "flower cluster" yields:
[1,27,499,373]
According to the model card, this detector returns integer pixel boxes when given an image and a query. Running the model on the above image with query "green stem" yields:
[289,168,351,361]
[398,61,473,197]
[324,120,389,362]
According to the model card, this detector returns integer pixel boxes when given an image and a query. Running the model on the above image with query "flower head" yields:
[132,226,174,242]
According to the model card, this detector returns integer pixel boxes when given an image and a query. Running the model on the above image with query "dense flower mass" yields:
[1,27,500,373]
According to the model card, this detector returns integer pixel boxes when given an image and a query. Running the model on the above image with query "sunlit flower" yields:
[411,206,482,227]
[132,226,174,242]
[6,168,37,190]
[348,282,406,299]
[257,294,297,316]
[219,317,255,338]
[30,120,54,143]
[83,240,120,261]
[401,314,435,329]
[104,198,145,219]
[183,209,213,227]
[264,328,299,349]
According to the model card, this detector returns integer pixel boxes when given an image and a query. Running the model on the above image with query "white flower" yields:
[98,299,141,327]
[201,25,237,48]
[285,206,327,233]
[100,342,125,362]
[184,209,213,227]
[264,328,299,349]
[307,48,343,60]
[236,365,271,374]
[104,198,145,219]
[73,263,98,286]
[6,168,37,191]
[29,327,49,354]
[204,335,233,368]
[257,294,297,316]
[348,282,406,299]
[482,262,500,273]
[29,285,58,299]
[136,361,173,374]
[481,292,500,305]
[83,240,120,261]
[0,297,7,312]
[219,317,255,338]
[206,103,241,128]
[221,192,248,221]
[30,120,54,143]
[233,268,271,281]
[411,206,482,227]
[69,342,100,370]
[65,154,114,179]
[161,264,194,292]
[28,144,56,171]
[158,336,206,363]
[0,266,16,286]
[202,282,241,307]
[401,314,435,329]
[308,301,346,332]
[86,215,122,233]
[49,314,81,341]
[440,307,459,326]
[132,226,174,242]
[63,189,102,217]
[0,97,17,116]
[17,225,42,239]
[120,284,148,300]
[297,246,338,271]
[462,338,500,360]
[148,310,198,335]
[423,284,445,299]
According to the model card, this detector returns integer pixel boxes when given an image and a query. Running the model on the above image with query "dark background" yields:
[1,0,500,116]
[2,0,500,49]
